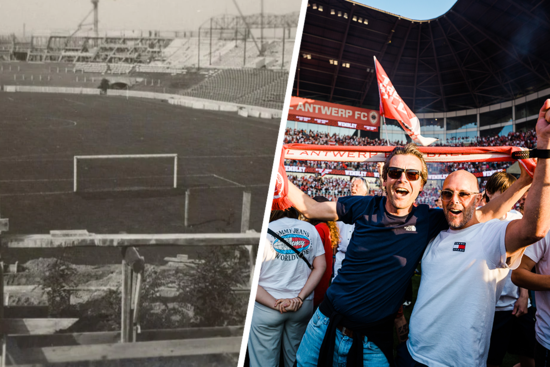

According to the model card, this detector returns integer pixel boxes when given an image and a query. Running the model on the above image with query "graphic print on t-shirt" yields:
[272,228,311,260]
[453,242,466,252]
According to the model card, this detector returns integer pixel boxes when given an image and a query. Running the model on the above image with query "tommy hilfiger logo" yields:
[453,242,466,252]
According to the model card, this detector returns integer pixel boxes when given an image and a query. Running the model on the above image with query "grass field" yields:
[0,92,280,264]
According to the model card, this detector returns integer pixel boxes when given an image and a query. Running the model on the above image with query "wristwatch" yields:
[512,149,550,159]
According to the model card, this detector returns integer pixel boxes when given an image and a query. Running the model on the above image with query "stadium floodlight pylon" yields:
[73,154,178,192]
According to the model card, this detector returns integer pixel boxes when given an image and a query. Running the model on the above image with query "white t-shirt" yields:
[496,210,531,311]
[259,217,325,301]
[333,221,354,279]
[407,219,518,367]
[523,231,550,350]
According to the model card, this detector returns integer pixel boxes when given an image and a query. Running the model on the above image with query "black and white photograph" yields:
[0,0,302,365]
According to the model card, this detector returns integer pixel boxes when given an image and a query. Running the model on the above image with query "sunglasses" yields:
[440,189,480,202]
[387,167,421,181]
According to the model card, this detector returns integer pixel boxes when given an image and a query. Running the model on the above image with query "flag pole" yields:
[382,115,390,146]
[373,56,390,146]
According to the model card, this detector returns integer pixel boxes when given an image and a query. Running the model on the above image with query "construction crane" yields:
[67,0,99,41]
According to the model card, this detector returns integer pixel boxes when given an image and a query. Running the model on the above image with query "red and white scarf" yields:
[272,144,536,210]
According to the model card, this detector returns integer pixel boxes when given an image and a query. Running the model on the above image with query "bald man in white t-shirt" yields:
[398,156,550,366]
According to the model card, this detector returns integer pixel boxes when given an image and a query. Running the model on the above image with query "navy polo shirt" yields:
[326,195,448,323]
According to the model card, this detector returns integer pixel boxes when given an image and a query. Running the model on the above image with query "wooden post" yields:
[0,263,4,367]
[184,189,190,227]
[245,245,257,289]
[240,191,251,233]
[173,155,178,189]
[132,272,142,342]
[0,218,7,367]
[73,157,78,192]
[120,253,132,343]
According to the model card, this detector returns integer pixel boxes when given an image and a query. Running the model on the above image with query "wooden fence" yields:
[0,192,259,366]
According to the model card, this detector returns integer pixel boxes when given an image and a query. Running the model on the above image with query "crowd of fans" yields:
[416,186,442,207]
[288,175,352,201]
[428,161,512,175]
[440,130,537,148]
[285,159,379,173]
[284,128,537,149]
[285,160,512,175]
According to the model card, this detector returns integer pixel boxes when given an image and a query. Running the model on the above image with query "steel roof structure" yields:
[294,0,550,113]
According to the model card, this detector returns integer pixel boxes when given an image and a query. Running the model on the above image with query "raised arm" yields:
[511,255,550,291]
[505,101,550,256]
[475,164,531,223]
[288,181,338,221]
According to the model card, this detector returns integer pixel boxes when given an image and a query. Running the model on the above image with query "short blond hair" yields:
[382,143,428,186]
[485,172,516,195]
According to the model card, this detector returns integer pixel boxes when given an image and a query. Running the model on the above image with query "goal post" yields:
[73,154,178,192]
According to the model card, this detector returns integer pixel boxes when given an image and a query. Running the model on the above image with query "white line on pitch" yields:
[190,184,269,190]
[0,191,74,197]
[0,183,269,196]
[211,174,245,187]
[178,155,273,159]
[0,174,213,183]
[0,155,274,162]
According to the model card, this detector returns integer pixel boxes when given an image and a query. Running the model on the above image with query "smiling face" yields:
[351,178,369,196]
[442,170,481,229]
[383,154,425,216]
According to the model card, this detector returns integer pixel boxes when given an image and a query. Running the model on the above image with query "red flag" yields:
[374,56,437,146]
[272,149,293,210]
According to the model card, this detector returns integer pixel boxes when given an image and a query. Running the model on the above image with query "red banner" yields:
[374,57,436,146]
[288,97,380,132]
[283,144,526,163]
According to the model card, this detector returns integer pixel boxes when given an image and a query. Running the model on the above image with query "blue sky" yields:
[354,0,458,20]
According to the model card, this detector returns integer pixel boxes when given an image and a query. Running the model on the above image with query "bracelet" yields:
[296,296,303,302]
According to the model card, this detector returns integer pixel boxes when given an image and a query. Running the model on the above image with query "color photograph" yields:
[242,0,550,366]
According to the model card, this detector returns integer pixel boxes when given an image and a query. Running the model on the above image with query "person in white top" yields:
[484,173,535,367]
[249,207,326,367]
[333,176,369,279]
[511,211,550,366]
[397,101,550,367]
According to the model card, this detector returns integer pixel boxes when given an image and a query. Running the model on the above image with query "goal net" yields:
[73,154,178,192]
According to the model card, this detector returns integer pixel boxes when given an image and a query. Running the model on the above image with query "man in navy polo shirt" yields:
[288,143,530,366]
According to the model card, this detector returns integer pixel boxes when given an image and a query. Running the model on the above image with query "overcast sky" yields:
[1,0,301,36]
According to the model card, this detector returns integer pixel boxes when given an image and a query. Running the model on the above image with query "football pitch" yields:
[0,92,280,263]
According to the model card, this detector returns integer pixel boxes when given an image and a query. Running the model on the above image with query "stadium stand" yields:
[181,69,289,109]
[284,128,537,149]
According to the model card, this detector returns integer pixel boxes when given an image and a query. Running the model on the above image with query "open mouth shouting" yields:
[448,207,463,218]
[394,187,410,198]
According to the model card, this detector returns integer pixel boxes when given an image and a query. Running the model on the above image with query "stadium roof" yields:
[295,0,550,113]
